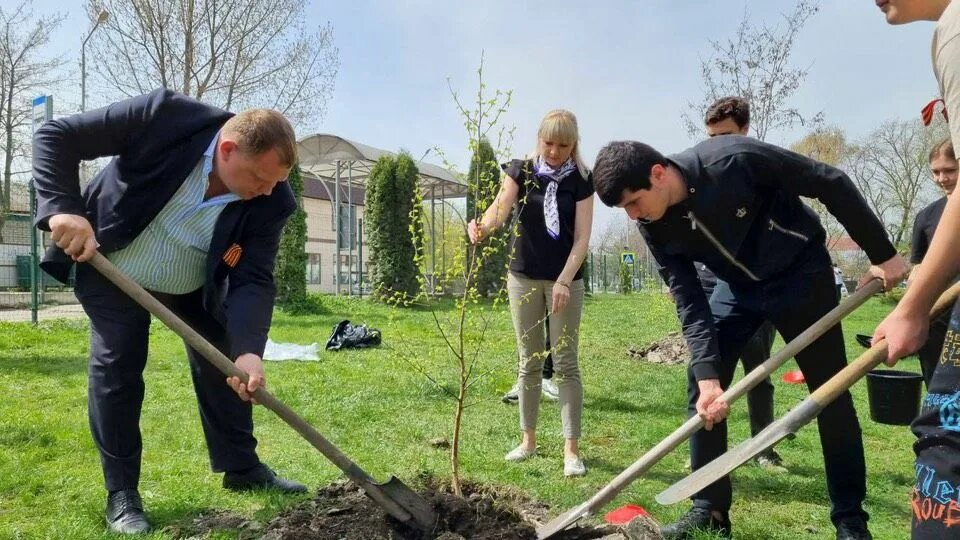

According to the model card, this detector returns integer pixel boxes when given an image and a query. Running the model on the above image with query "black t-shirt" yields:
[503,159,594,281]
[911,197,948,264]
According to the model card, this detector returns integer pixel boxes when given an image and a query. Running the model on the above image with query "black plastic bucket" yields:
[866,370,924,425]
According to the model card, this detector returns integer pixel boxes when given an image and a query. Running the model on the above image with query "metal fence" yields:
[586,246,666,294]
[0,184,83,324]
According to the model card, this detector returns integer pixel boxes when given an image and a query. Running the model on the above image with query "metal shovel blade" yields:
[375,476,437,530]
[655,418,799,505]
[536,502,592,539]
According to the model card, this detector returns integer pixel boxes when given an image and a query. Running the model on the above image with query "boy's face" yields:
[615,164,672,222]
[876,0,946,24]
[930,153,959,195]
[706,118,749,137]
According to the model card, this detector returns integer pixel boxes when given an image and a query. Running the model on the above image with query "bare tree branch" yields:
[86,0,338,132]
[682,0,821,143]
[0,0,68,239]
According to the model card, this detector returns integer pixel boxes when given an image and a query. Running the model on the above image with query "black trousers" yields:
[687,268,867,525]
[75,263,260,492]
[736,321,776,437]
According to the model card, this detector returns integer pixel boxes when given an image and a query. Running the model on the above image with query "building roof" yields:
[297,134,466,200]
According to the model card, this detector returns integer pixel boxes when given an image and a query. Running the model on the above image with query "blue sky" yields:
[27,0,939,238]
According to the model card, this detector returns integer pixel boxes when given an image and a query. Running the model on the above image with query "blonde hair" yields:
[223,109,298,167]
[528,109,590,175]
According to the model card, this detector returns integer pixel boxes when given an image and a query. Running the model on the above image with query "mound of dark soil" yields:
[163,480,616,540]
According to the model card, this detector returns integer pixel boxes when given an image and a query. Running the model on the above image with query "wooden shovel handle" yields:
[810,281,960,406]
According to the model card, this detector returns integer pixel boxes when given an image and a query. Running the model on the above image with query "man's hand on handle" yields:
[859,254,909,292]
[696,379,729,431]
[873,306,929,368]
[227,353,267,404]
[49,214,97,262]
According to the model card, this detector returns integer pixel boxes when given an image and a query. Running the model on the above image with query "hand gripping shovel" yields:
[537,279,883,539]
[656,280,960,506]
[88,253,437,531]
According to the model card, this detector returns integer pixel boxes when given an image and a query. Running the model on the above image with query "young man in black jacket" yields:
[592,137,908,540]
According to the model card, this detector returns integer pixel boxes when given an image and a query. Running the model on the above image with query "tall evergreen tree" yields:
[366,152,421,302]
[274,164,309,308]
[465,138,509,297]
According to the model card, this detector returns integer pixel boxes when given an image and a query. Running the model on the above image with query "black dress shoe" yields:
[106,489,151,534]
[836,518,873,540]
[661,507,732,540]
[223,463,307,494]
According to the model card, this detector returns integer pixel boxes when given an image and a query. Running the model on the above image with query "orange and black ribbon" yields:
[223,243,242,268]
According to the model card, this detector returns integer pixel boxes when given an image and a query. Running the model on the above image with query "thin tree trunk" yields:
[182,0,194,95]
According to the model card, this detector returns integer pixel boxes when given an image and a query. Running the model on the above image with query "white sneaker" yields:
[541,379,560,402]
[501,381,521,404]
[505,445,537,462]
[564,456,587,477]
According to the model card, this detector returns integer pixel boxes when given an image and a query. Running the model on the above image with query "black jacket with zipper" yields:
[640,135,896,381]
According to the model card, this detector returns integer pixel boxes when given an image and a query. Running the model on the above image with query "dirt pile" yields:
[627,332,689,365]
[163,480,618,540]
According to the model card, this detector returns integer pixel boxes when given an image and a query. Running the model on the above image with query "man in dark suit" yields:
[32,88,305,534]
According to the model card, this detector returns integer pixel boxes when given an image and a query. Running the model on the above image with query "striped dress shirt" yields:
[108,134,240,294]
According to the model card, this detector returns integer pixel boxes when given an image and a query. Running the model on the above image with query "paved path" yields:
[0,303,86,323]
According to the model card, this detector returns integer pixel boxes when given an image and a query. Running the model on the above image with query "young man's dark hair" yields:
[592,141,668,207]
[704,96,750,129]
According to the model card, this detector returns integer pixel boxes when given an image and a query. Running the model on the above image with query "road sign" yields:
[32,95,53,131]
[621,251,637,266]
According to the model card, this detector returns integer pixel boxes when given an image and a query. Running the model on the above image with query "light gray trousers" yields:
[507,272,585,439]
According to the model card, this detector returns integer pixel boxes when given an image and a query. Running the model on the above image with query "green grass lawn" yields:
[0,291,917,539]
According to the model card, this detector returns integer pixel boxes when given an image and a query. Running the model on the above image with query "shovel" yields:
[536,279,883,539]
[87,252,437,531]
[656,280,960,506]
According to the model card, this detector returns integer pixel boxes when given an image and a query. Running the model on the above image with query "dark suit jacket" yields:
[32,88,296,358]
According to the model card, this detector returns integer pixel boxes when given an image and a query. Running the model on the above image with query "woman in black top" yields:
[468,110,594,477]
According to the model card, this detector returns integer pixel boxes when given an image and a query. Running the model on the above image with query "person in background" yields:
[701,96,786,473]
[908,137,958,388]
[468,109,594,477]
[502,313,560,403]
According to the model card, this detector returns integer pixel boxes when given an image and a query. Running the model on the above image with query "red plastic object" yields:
[604,503,650,525]
[782,370,806,384]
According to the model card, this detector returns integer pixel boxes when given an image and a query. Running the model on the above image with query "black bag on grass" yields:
[325,320,382,351]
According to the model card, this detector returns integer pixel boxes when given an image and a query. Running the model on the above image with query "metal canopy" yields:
[297,133,466,198]
[295,133,466,297]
